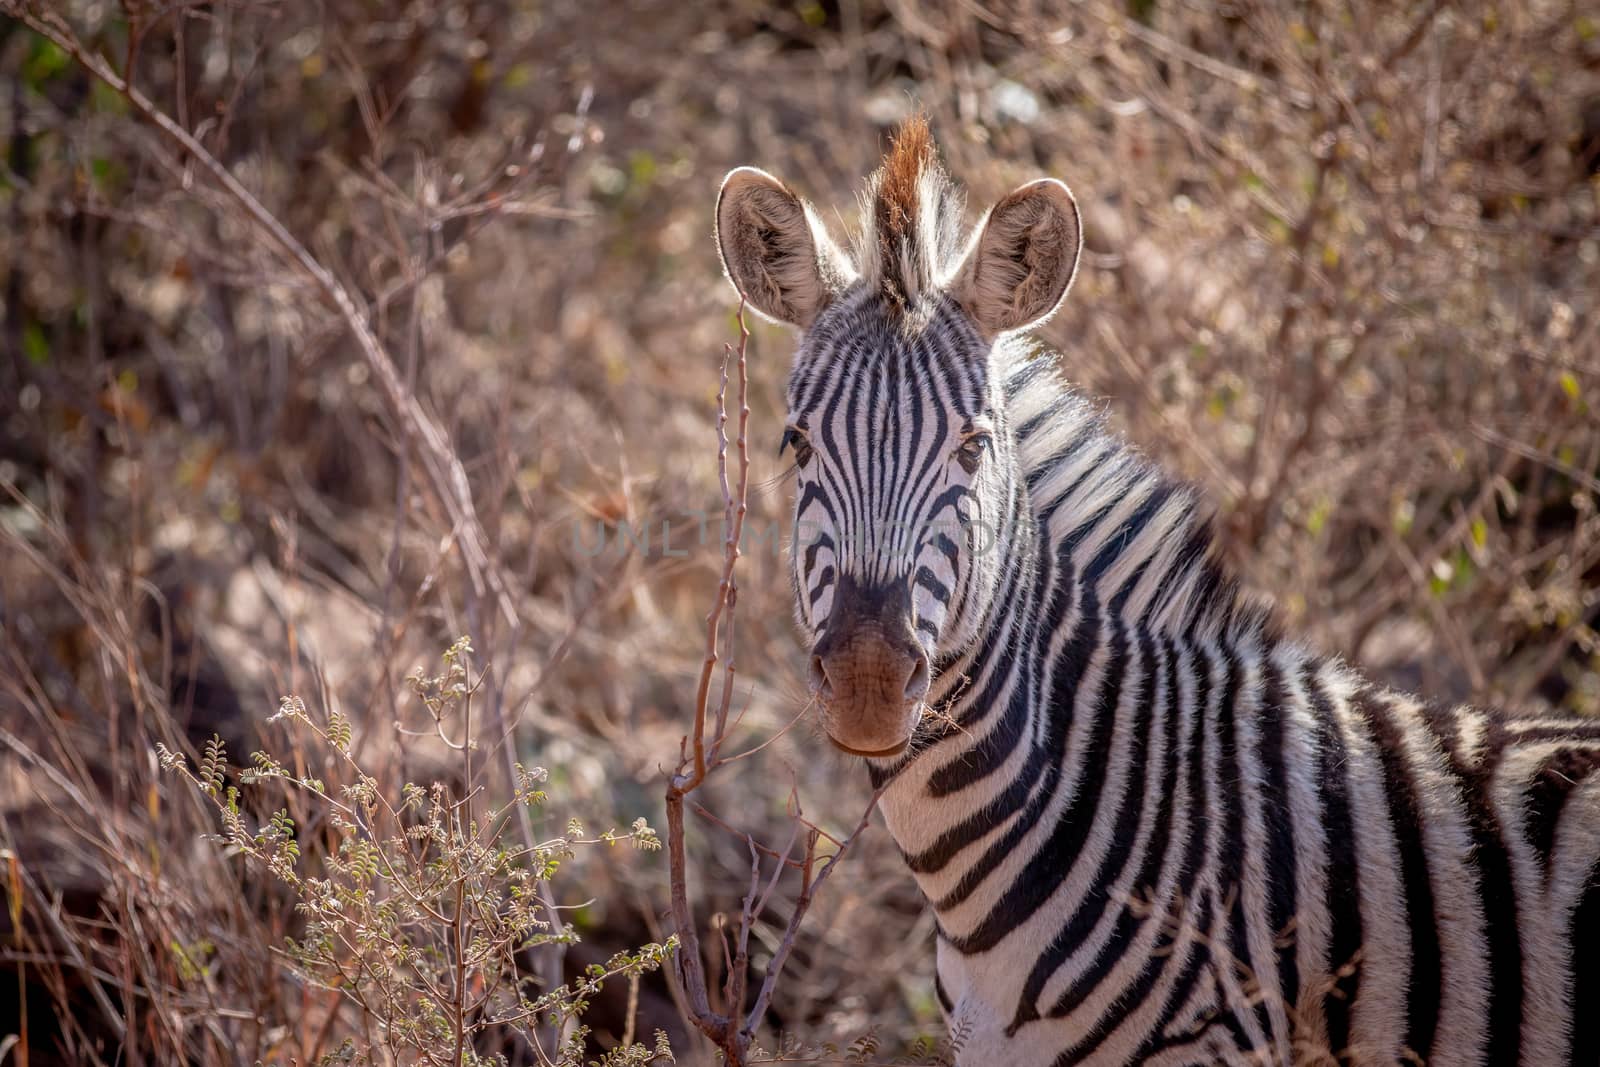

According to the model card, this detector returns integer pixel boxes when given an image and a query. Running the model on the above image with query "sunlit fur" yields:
[721,121,1600,1067]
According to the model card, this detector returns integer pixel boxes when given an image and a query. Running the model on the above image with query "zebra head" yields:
[715,119,1082,758]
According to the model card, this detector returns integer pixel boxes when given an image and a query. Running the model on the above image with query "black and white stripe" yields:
[787,293,1020,663]
[865,342,1600,1066]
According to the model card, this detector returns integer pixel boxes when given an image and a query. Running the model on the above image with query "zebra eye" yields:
[780,427,815,468]
[957,433,991,473]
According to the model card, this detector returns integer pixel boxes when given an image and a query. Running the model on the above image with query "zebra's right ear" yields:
[716,167,854,328]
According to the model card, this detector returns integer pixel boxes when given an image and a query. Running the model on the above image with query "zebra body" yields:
[714,119,1600,1065]
[882,345,1600,1065]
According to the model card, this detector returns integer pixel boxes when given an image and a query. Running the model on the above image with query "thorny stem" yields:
[452,685,473,1066]
[665,303,883,1063]
[684,303,753,789]
[664,304,751,1059]
[713,313,753,763]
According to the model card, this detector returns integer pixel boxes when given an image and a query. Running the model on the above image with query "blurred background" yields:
[1,0,1597,1063]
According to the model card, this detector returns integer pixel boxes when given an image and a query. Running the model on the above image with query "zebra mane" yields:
[854,115,966,308]
[995,340,1278,648]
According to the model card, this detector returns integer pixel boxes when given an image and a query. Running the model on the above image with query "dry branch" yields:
[4,3,518,629]
[664,304,883,1063]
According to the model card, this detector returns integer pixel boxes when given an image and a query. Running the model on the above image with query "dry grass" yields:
[0,0,1596,1063]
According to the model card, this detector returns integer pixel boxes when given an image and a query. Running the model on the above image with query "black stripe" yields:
[923,483,969,521]
[1418,699,1463,763]
[1305,665,1361,1056]
[1011,626,1161,1032]
[1452,726,1524,1067]
[904,328,954,494]
[1257,658,1300,1018]
[808,566,835,606]
[795,481,830,520]
[867,339,888,552]
[1359,690,1441,1061]
[1570,870,1600,1064]
[1029,443,1110,521]
[833,335,870,556]
[1082,480,1171,589]
[1184,558,1225,631]
[1214,647,1273,1048]
[1502,726,1600,746]
[1152,524,1209,621]
[1135,893,1219,1061]
[1524,747,1598,881]
[914,564,951,606]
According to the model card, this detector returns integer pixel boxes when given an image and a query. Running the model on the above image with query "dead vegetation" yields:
[0,0,1596,1063]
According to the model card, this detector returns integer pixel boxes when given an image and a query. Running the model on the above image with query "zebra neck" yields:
[866,470,1041,789]
[875,367,1277,911]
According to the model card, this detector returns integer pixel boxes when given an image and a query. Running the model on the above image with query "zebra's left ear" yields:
[950,178,1082,338]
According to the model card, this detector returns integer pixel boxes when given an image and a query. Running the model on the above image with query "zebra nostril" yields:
[904,653,930,705]
[809,655,833,698]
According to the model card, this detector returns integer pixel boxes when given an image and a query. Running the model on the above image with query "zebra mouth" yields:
[807,622,928,760]
[825,734,910,759]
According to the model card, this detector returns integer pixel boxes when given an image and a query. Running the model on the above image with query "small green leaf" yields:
[1470,517,1487,550]
[627,150,657,189]
[22,323,49,365]
[24,36,69,90]
[1305,498,1331,536]
[1558,371,1581,402]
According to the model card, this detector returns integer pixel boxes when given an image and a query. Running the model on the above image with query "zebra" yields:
[712,116,1600,1066]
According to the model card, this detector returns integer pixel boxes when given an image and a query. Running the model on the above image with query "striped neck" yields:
[871,343,1275,893]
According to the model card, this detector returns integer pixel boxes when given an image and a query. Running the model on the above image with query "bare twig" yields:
[663,303,882,1063]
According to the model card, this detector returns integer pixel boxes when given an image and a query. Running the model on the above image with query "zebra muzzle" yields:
[809,629,929,758]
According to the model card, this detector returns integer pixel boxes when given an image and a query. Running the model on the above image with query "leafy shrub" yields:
[157,639,674,1067]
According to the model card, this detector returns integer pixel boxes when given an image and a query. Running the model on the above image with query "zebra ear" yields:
[716,167,853,328]
[951,178,1082,338]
